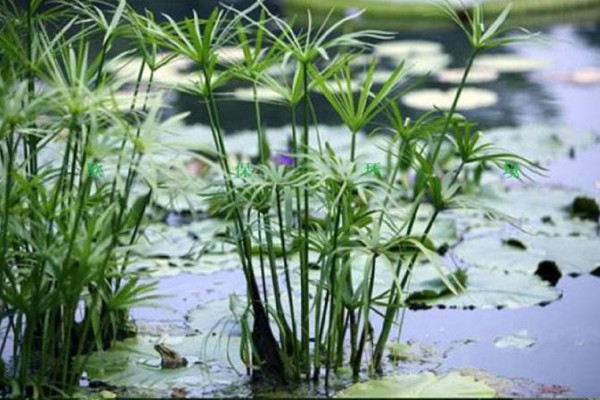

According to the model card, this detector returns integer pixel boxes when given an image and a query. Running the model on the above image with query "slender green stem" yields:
[110,59,146,203]
[263,213,293,347]
[353,255,377,377]
[429,50,478,165]
[257,211,269,306]
[324,199,342,385]
[372,52,478,370]
[276,188,297,345]
[253,83,267,164]
[300,61,311,378]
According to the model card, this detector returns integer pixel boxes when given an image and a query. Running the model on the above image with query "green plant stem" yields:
[324,199,343,385]
[353,255,377,377]
[429,50,478,165]
[0,126,18,290]
[300,61,310,378]
[372,163,464,371]
[263,213,294,349]
[276,188,297,346]
[203,67,286,381]
[372,51,478,370]
[110,59,146,202]
[257,211,269,306]
[253,83,267,164]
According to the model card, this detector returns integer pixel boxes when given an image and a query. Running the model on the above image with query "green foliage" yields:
[0,1,170,397]
[0,0,543,395]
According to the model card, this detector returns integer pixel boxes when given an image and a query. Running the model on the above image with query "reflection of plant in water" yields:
[0,0,545,396]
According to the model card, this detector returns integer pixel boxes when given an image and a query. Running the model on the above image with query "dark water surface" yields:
[127,2,600,396]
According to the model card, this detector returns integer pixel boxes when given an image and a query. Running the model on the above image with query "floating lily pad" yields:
[454,232,600,275]
[313,80,362,94]
[135,224,198,259]
[374,40,443,58]
[402,88,498,110]
[456,185,599,238]
[457,368,571,397]
[405,53,452,76]
[494,330,537,349]
[482,124,599,163]
[107,56,193,86]
[406,263,561,309]
[437,67,500,84]
[84,334,243,396]
[231,86,286,103]
[474,55,550,73]
[336,371,496,398]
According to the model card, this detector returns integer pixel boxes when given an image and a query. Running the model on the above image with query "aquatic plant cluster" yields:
[0,0,545,396]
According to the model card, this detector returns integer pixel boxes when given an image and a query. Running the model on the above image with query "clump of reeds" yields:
[0,0,541,396]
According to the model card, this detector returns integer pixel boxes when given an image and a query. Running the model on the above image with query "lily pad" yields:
[336,371,496,398]
[405,53,452,76]
[474,55,550,73]
[374,40,443,58]
[231,86,286,103]
[456,185,599,238]
[84,334,243,396]
[406,263,561,309]
[482,124,599,163]
[107,56,193,86]
[454,232,600,275]
[437,67,500,84]
[134,224,198,259]
[402,88,498,110]
[494,330,537,349]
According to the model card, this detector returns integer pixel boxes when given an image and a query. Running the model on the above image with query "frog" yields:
[154,344,188,369]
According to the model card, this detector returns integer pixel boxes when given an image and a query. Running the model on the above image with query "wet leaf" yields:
[84,334,242,396]
[457,185,599,238]
[336,371,496,398]
[406,263,560,309]
[454,232,600,275]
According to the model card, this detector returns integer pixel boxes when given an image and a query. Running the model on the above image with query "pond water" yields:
[111,3,600,397]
